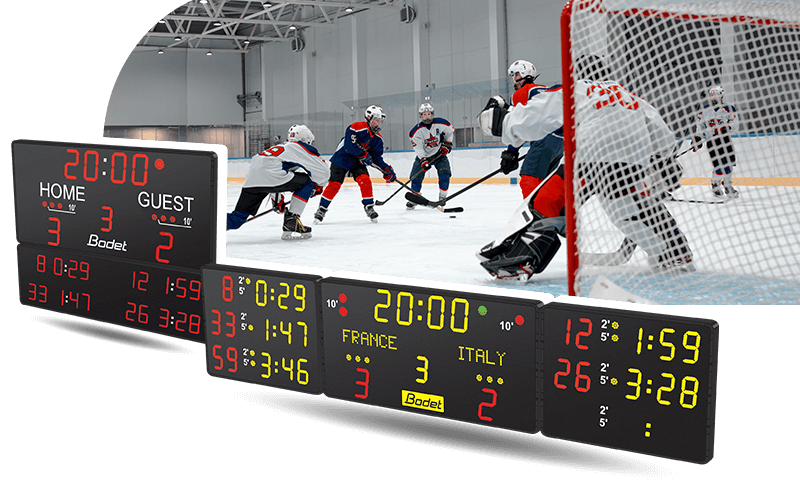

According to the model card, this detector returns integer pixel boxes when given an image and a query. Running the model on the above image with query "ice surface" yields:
[225,179,800,304]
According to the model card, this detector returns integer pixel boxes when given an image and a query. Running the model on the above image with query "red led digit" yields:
[175,277,187,298]
[222,275,233,302]
[189,280,202,301]
[210,309,222,335]
[212,345,224,370]
[125,302,137,322]
[100,206,113,232]
[175,311,187,331]
[575,361,591,393]
[110,152,127,184]
[28,283,37,302]
[53,257,63,276]
[554,358,571,389]
[575,318,592,350]
[477,388,498,422]
[36,254,46,273]
[355,368,369,399]
[79,261,89,280]
[226,347,238,373]
[565,319,571,345]
[47,217,60,246]
[155,232,173,264]
[131,154,148,186]
[84,151,99,182]
[189,314,201,335]
[64,149,79,180]
[82,293,91,311]
[158,309,170,329]
[67,260,78,279]
[225,311,235,338]
[133,271,149,291]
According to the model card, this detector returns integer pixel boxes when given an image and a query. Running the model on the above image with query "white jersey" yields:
[409,117,455,159]
[502,79,675,165]
[695,104,739,138]
[242,141,330,189]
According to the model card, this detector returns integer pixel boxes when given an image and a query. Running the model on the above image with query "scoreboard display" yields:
[13,140,718,464]
[13,139,217,341]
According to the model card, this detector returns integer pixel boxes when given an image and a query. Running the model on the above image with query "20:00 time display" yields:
[372,289,470,331]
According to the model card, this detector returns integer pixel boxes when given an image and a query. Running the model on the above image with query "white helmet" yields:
[419,102,434,124]
[709,86,724,103]
[508,59,538,89]
[287,124,315,145]
[365,105,386,132]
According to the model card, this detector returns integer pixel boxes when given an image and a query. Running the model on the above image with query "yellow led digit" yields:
[297,358,309,385]
[450,298,469,333]
[657,372,675,406]
[282,357,294,381]
[416,356,429,384]
[636,327,643,354]
[683,331,701,364]
[626,368,642,400]
[280,321,292,345]
[374,289,390,323]
[294,284,306,312]
[680,376,699,409]
[256,279,268,307]
[659,328,676,361]
[427,295,445,330]
[298,321,308,347]
[278,282,290,310]
[265,318,269,341]
[397,292,413,326]
[260,352,272,379]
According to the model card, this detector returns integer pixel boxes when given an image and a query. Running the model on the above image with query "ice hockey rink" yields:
[225,162,800,304]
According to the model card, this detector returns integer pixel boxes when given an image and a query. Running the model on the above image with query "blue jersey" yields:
[330,121,390,171]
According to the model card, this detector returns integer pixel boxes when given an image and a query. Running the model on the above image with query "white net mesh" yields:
[564,0,800,304]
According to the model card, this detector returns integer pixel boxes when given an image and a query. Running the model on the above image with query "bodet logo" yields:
[402,390,445,413]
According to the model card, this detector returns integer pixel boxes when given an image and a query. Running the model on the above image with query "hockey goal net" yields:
[562,0,800,304]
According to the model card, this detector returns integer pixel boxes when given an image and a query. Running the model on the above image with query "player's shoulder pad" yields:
[431,117,452,126]
[409,121,426,138]
[293,141,321,157]
[350,121,371,132]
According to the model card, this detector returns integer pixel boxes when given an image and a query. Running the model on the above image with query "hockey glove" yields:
[312,183,324,198]
[382,165,397,183]
[270,193,287,213]
[440,140,453,156]
[477,96,510,137]
[500,149,520,175]
[421,159,432,171]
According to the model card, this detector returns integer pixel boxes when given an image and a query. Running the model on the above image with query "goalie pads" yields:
[477,227,561,280]
[648,151,684,197]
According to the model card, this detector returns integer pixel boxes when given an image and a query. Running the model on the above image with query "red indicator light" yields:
[515,315,525,325]
[155,158,165,170]
[339,306,348,317]
[339,293,347,303]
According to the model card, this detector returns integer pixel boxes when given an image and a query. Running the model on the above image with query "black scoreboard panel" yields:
[320,277,541,433]
[202,265,324,394]
[540,303,718,464]
[13,139,217,342]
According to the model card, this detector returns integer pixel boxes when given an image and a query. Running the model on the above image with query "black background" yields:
[12,0,780,489]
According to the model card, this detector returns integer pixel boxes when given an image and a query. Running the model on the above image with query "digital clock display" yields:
[18,244,205,340]
[321,278,542,433]
[12,140,216,269]
[202,265,324,394]
[541,303,718,464]
[13,139,217,342]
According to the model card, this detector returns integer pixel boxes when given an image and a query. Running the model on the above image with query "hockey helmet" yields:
[508,60,538,90]
[709,86,725,103]
[365,105,386,132]
[419,102,434,124]
[287,124,315,145]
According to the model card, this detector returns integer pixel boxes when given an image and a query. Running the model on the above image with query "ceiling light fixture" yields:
[206,50,213,56]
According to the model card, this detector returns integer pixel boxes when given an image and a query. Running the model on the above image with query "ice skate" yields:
[313,206,327,224]
[282,212,312,240]
[711,182,724,198]
[724,184,740,199]
[364,203,379,222]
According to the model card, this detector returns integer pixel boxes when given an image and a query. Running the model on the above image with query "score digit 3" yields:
[321,277,543,434]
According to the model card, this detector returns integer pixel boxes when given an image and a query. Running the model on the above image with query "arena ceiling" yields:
[135,0,407,54]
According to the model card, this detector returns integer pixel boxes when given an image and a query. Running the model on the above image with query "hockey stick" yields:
[406,152,527,210]
[375,166,426,206]
[373,164,464,213]
[669,195,735,205]
[580,237,638,266]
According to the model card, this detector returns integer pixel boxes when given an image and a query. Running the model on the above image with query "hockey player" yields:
[313,105,397,223]
[693,85,739,198]
[406,102,455,209]
[227,124,329,240]
[500,60,565,199]
[475,55,692,280]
